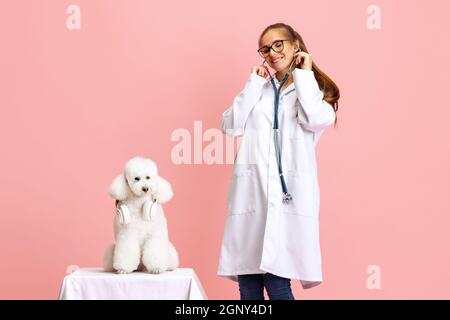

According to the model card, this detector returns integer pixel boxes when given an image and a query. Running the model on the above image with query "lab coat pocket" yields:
[226,168,256,216]
[282,170,316,218]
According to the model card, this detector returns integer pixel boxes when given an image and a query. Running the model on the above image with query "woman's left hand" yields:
[294,51,313,71]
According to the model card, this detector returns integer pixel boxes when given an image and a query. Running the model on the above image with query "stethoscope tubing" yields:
[261,51,300,203]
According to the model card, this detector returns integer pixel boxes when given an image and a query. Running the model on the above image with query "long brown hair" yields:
[259,23,340,127]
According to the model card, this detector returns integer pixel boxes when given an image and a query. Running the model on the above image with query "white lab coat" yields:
[217,68,336,289]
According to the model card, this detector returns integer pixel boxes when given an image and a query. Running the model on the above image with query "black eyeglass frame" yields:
[257,39,289,58]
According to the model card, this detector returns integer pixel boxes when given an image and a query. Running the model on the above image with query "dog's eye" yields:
[134,177,140,181]
[146,176,150,180]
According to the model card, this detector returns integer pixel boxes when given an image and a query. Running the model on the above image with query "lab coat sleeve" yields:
[293,68,336,133]
[221,73,267,136]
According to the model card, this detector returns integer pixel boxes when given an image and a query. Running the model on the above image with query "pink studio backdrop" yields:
[0,0,449,299]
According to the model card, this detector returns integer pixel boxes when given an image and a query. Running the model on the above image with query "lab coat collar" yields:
[267,77,295,98]
[280,83,295,98]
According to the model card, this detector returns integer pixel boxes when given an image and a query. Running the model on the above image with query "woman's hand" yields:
[251,65,269,79]
[294,51,313,71]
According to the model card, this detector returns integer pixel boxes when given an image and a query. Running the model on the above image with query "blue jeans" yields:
[237,273,295,300]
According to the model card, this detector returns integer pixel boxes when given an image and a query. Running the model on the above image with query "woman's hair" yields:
[259,23,340,128]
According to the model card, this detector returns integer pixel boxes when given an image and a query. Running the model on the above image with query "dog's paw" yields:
[147,267,164,274]
[167,266,176,271]
[116,269,132,274]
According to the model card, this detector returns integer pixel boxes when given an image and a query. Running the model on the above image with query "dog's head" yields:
[108,156,173,203]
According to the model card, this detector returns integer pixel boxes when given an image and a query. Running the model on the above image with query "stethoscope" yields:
[262,48,301,204]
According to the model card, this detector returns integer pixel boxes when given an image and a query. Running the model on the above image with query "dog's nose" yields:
[142,187,149,192]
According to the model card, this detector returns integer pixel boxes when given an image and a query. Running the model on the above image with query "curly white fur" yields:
[103,156,179,274]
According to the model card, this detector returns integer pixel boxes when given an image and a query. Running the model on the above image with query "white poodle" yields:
[103,156,179,274]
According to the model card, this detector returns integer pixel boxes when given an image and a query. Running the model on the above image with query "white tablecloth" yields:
[59,268,207,300]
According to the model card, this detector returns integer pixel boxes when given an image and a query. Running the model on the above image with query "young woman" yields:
[217,22,340,300]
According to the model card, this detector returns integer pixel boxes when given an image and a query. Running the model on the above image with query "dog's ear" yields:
[108,173,131,201]
[154,176,173,204]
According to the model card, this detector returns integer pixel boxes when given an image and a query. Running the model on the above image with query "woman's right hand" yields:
[251,65,269,79]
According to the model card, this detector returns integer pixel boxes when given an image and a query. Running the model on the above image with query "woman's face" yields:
[259,28,299,72]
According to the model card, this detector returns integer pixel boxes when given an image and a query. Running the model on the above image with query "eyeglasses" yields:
[257,39,289,58]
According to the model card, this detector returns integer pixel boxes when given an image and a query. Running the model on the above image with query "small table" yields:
[59,268,207,300]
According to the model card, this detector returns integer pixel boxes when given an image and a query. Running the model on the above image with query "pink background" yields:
[0,0,449,299]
